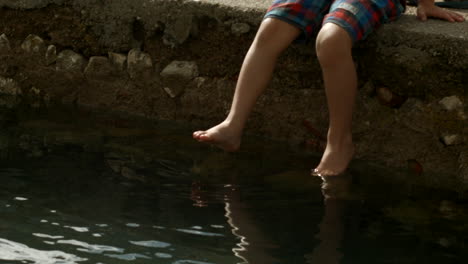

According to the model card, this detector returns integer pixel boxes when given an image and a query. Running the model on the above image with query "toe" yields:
[311,168,322,177]
[193,131,205,139]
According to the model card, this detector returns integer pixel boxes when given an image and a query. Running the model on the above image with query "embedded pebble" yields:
[108,52,127,72]
[84,56,114,78]
[0,76,22,96]
[21,34,46,54]
[376,87,393,104]
[231,22,250,36]
[127,48,153,79]
[0,34,11,53]
[441,134,463,146]
[45,45,57,65]
[160,61,198,98]
[439,96,463,111]
[160,61,199,79]
[163,13,194,46]
[56,50,87,72]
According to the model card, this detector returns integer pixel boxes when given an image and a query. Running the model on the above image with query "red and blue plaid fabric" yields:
[265,0,405,42]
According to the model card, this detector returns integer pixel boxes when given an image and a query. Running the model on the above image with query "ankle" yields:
[326,132,353,148]
[222,118,245,133]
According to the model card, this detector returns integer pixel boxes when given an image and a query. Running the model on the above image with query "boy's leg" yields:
[313,0,406,176]
[193,18,300,151]
[314,23,356,176]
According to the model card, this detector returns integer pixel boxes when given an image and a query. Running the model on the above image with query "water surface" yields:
[0,108,467,264]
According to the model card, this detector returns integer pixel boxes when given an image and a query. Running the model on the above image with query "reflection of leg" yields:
[307,199,345,264]
[193,18,301,151]
[313,23,356,176]
[306,174,353,264]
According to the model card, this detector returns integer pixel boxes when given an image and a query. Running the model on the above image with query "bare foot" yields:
[192,122,242,152]
[312,137,355,177]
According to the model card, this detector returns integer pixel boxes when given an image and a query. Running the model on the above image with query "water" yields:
[0,107,467,264]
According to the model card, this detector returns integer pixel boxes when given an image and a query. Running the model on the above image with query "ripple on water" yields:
[32,233,64,239]
[130,240,171,248]
[155,252,173,259]
[173,260,215,264]
[0,238,86,264]
[56,239,124,254]
[105,253,152,260]
[175,228,224,237]
[65,226,89,232]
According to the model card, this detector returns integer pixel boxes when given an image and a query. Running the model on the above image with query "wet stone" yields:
[231,23,250,36]
[84,56,115,78]
[45,45,57,65]
[21,34,46,55]
[0,34,11,54]
[127,49,153,80]
[160,61,199,98]
[108,52,127,72]
[56,50,87,72]
[439,96,463,111]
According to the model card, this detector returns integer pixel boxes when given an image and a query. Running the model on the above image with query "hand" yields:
[417,3,466,22]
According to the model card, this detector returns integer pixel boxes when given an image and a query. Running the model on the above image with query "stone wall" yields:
[0,0,467,191]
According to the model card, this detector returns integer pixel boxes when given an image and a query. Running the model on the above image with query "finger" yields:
[451,12,465,22]
[417,10,427,21]
[440,11,455,22]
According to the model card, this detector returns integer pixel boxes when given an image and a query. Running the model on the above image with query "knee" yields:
[251,18,296,55]
[315,23,353,67]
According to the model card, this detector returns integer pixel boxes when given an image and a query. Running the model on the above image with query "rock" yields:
[45,45,57,65]
[108,52,127,72]
[231,23,251,36]
[438,238,451,248]
[84,56,114,78]
[0,76,21,96]
[439,200,457,219]
[127,48,153,79]
[439,96,463,111]
[163,13,194,46]
[441,134,463,146]
[56,50,87,72]
[0,77,21,108]
[21,34,46,54]
[0,34,11,53]
[377,86,392,103]
[376,86,406,108]
[160,61,199,98]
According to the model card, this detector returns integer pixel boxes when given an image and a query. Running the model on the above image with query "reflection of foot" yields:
[192,122,242,152]
[312,139,355,177]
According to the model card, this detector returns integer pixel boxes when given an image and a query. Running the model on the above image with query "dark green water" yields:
[0,107,467,264]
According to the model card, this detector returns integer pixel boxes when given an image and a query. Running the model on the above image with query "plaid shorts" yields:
[265,0,405,43]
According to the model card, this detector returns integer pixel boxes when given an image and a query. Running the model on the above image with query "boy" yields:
[193,0,464,177]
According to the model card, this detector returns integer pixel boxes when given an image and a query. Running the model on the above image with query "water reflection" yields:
[306,173,357,264]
